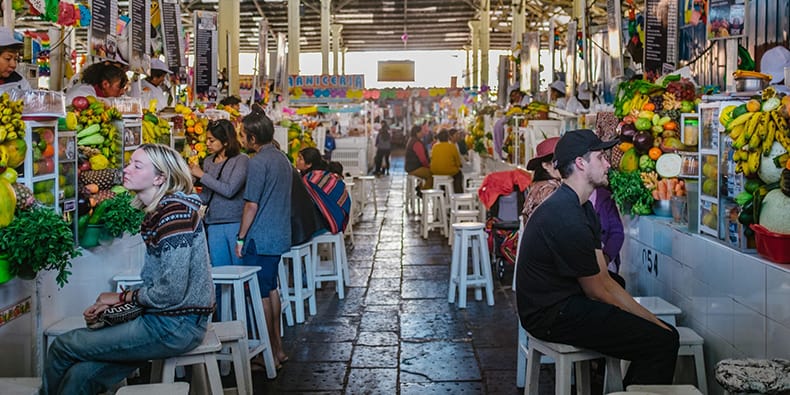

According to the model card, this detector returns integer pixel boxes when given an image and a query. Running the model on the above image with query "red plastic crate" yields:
[750,224,790,264]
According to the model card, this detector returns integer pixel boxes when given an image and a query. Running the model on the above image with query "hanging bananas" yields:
[729,99,790,176]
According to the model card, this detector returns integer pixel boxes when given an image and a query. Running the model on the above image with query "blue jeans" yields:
[206,222,244,267]
[42,314,208,395]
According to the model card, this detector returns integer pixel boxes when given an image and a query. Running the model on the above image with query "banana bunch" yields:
[142,112,172,144]
[731,109,790,176]
[732,70,772,80]
[0,93,26,143]
[623,92,649,117]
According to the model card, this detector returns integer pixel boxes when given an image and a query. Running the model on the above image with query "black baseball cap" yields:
[553,129,618,169]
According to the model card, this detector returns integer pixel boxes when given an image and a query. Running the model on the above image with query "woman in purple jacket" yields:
[590,186,626,288]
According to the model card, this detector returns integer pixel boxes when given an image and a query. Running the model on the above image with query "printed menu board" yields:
[707,0,745,39]
[89,0,119,60]
[193,11,218,102]
[643,0,678,80]
[129,0,151,74]
[160,0,184,70]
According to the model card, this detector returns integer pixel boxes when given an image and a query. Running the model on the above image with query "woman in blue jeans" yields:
[42,144,216,394]
[189,119,248,267]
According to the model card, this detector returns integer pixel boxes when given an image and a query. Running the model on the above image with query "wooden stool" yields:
[278,241,317,324]
[116,382,189,394]
[311,231,349,299]
[210,321,252,395]
[676,327,707,394]
[406,175,423,215]
[524,333,623,395]
[448,222,494,308]
[152,330,222,395]
[0,377,42,395]
[211,266,277,378]
[421,189,447,238]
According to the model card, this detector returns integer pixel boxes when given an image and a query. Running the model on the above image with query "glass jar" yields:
[683,118,699,147]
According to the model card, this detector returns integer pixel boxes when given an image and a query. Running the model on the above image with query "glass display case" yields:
[18,120,60,209]
[58,131,78,240]
[697,103,720,237]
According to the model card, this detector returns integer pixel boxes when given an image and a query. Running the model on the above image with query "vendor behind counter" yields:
[0,28,31,94]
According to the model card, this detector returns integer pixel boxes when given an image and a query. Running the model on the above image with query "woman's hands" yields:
[83,292,125,324]
[189,163,204,178]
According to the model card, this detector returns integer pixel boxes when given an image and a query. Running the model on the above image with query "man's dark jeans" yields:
[528,295,680,387]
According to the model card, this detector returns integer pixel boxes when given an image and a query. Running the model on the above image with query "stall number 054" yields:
[642,248,659,277]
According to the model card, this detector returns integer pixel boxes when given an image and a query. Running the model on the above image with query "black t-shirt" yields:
[516,184,602,331]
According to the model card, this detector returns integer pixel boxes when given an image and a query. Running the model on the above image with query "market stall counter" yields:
[619,214,790,395]
[0,234,145,376]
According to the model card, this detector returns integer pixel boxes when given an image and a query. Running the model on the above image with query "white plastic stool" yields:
[278,242,317,324]
[463,185,486,222]
[211,266,277,378]
[209,321,252,395]
[448,210,480,246]
[421,189,448,239]
[516,321,555,388]
[450,192,476,211]
[344,182,356,244]
[44,316,86,359]
[433,175,454,198]
[448,222,494,308]
[676,327,707,395]
[152,329,223,395]
[626,384,703,395]
[0,378,42,395]
[355,175,378,214]
[116,382,190,394]
[112,270,143,292]
[311,231,349,299]
[406,175,423,215]
[525,333,624,395]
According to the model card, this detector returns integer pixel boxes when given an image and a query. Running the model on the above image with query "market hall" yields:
[0,0,790,393]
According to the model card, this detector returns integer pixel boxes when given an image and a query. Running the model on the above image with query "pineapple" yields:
[609,146,625,170]
[12,183,34,210]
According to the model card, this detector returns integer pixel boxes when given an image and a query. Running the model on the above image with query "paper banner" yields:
[296,106,318,115]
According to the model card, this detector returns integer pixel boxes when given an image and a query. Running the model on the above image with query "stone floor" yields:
[249,154,529,394]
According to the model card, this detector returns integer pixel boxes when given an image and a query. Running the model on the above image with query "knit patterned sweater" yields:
[135,192,215,315]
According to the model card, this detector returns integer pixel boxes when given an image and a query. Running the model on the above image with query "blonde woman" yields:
[42,144,215,394]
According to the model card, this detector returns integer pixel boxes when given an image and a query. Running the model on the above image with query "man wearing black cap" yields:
[516,129,679,387]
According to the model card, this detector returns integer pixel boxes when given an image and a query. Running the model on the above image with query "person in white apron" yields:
[130,58,172,112]
[0,28,31,94]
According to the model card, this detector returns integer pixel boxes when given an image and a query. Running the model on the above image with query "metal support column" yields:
[218,0,240,95]
[480,0,490,87]
[331,24,343,75]
[320,0,331,75]
[287,0,300,75]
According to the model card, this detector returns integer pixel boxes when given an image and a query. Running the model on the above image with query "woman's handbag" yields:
[200,159,229,219]
[87,302,144,330]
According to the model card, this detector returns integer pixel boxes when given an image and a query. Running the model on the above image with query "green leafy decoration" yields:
[100,193,146,238]
[0,205,81,287]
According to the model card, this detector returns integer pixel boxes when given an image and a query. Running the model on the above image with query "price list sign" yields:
[129,0,151,74]
[643,0,678,79]
[89,0,119,60]
[160,0,185,71]
[193,11,218,102]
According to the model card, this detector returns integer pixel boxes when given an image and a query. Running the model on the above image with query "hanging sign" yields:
[377,61,415,82]
[643,0,679,79]
[193,11,218,102]
[288,74,365,90]
[706,0,745,40]
[160,0,185,70]
[129,0,151,74]
[89,0,119,60]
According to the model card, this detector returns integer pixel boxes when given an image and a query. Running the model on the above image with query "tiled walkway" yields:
[252,154,525,394]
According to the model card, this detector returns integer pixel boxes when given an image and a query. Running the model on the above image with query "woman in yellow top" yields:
[430,129,463,193]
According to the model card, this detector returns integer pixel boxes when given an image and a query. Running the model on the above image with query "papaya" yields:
[0,178,16,227]
[619,148,639,172]
[2,139,26,169]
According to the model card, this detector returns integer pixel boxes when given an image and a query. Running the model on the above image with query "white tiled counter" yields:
[620,215,790,394]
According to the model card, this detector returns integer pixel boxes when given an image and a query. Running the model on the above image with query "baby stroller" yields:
[478,170,532,282]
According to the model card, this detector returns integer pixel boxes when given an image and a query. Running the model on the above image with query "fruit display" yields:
[0,93,27,227]
[467,109,494,155]
[68,96,123,170]
[281,119,316,164]
[141,110,172,145]
[174,104,209,165]
[610,77,700,216]
[721,90,790,180]
[0,93,27,144]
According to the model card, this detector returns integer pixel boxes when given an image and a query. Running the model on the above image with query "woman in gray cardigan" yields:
[189,119,248,266]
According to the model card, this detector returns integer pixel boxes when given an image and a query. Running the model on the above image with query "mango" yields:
[0,178,16,227]
[2,139,26,169]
